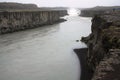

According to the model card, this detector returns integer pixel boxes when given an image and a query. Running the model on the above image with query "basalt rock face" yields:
[92,49,120,80]
[81,12,120,80]
[0,11,65,34]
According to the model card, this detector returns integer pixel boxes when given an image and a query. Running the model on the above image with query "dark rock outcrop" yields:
[92,49,120,80]
[81,11,120,80]
[74,48,93,80]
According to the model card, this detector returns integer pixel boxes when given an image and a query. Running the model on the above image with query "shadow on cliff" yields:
[74,48,93,80]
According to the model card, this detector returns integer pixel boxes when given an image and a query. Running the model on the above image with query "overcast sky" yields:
[0,0,120,8]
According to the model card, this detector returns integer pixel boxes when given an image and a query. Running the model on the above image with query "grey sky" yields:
[0,0,120,8]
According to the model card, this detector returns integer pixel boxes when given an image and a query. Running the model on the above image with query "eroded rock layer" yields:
[81,11,120,80]
[0,10,66,34]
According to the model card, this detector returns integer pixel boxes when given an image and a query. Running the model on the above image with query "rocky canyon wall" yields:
[0,10,67,34]
[81,11,120,80]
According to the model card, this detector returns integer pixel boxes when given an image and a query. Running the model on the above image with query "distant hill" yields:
[39,7,68,10]
[0,2,68,17]
[80,6,120,17]
[0,2,38,10]
[0,2,69,12]
[82,6,120,11]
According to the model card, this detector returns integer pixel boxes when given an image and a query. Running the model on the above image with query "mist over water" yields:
[0,9,91,80]
[67,8,80,16]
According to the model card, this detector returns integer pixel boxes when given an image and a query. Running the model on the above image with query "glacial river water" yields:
[0,15,91,80]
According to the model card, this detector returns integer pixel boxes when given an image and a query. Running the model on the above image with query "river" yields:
[0,13,91,80]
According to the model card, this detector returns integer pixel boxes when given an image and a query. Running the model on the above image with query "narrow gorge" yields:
[0,2,120,80]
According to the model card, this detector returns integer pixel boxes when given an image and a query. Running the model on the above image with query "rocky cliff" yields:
[0,10,66,34]
[81,11,120,80]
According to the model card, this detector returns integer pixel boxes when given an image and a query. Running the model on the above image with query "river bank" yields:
[80,11,120,80]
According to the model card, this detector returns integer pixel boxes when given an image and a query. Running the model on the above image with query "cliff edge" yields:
[81,11,120,80]
[0,11,67,34]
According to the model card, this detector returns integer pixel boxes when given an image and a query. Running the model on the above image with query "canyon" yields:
[0,2,120,80]
[81,11,120,80]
